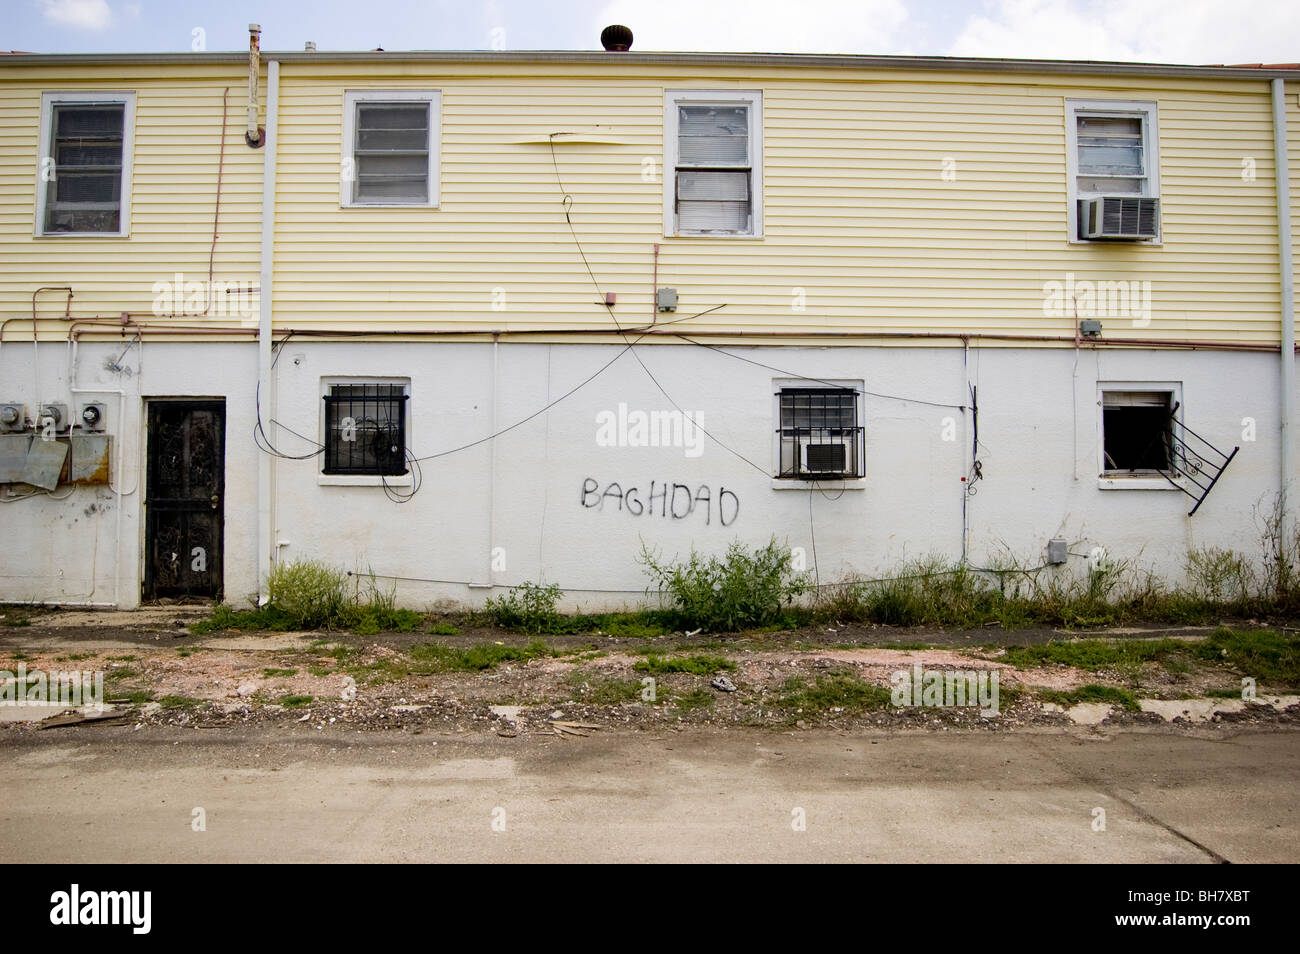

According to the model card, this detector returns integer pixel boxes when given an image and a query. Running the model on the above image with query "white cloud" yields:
[946,0,1300,65]
[40,0,113,31]
[592,0,910,54]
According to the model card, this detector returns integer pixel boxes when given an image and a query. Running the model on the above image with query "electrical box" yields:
[1047,539,1069,565]
[656,287,678,312]
[78,402,107,431]
[70,434,111,484]
[20,438,68,490]
[39,404,69,434]
[0,434,30,482]
[0,403,24,432]
[1079,319,1103,338]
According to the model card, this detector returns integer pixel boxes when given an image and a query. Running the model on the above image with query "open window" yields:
[775,385,864,479]
[36,91,135,236]
[341,90,440,207]
[1066,100,1159,242]
[664,90,762,237]
[1101,389,1174,475]
[322,382,408,477]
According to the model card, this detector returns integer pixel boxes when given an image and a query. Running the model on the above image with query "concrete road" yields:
[2,726,1296,863]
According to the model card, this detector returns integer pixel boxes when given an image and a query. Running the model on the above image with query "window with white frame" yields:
[322,381,410,477]
[1099,386,1179,476]
[36,91,135,236]
[664,90,762,237]
[774,383,864,479]
[1066,100,1160,241]
[342,91,440,207]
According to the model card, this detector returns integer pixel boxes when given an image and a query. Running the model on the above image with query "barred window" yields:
[322,384,408,476]
[776,387,864,479]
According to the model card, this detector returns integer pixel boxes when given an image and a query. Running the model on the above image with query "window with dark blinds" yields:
[45,103,125,233]
[323,384,408,476]
[352,101,430,203]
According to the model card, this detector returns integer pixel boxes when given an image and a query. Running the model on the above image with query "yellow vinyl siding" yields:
[0,66,263,332]
[267,63,1290,343]
[1,59,1294,345]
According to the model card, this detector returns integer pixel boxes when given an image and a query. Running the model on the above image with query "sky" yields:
[5,0,1299,64]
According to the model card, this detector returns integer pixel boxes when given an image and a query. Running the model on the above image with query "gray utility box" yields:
[1047,539,1069,565]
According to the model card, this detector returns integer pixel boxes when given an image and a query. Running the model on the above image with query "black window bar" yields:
[322,384,408,476]
[1145,401,1239,515]
[777,388,865,479]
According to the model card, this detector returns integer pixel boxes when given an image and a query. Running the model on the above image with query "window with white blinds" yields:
[665,91,762,236]
[36,91,135,236]
[342,90,440,208]
[1065,100,1159,241]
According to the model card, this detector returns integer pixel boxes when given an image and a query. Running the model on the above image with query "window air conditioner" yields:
[800,441,848,475]
[1079,196,1159,240]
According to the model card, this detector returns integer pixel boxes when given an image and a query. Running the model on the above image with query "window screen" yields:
[44,103,125,233]
[353,102,430,203]
[323,384,408,476]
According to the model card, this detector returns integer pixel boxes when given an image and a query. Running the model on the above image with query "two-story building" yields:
[0,26,1296,610]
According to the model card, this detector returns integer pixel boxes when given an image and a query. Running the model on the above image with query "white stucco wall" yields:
[1,338,1294,610]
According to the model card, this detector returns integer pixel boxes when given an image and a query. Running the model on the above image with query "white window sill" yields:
[34,231,129,239]
[1097,475,1181,491]
[771,477,867,491]
[319,474,413,487]
[341,202,439,210]
[667,232,764,240]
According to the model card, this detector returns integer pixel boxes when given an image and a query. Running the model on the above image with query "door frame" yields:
[141,397,226,602]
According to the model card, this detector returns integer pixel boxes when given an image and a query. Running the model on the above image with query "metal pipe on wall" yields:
[1272,78,1297,550]
[257,58,279,604]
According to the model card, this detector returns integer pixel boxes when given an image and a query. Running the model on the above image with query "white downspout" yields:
[1273,78,1296,553]
[257,59,279,604]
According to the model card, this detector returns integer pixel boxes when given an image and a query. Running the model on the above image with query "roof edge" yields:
[0,49,1296,80]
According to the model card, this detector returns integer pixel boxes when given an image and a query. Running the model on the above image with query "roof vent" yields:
[600,24,633,51]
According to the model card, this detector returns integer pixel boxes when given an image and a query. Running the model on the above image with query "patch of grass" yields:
[191,603,300,634]
[777,673,893,713]
[115,689,155,704]
[277,694,313,709]
[671,687,717,711]
[567,674,644,705]
[1205,687,1248,699]
[307,665,333,677]
[107,654,137,662]
[428,621,460,636]
[1039,684,1141,712]
[177,648,195,658]
[633,653,735,675]
[56,652,96,662]
[639,537,810,632]
[104,667,137,681]
[262,668,298,678]
[157,694,202,709]
[1193,628,1300,687]
[406,639,563,672]
[7,652,32,661]
[483,582,563,634]
[999,638,1187,671]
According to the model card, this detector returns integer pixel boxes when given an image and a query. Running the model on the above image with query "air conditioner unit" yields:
[1079,196,1159,240]
[800,441,849,476]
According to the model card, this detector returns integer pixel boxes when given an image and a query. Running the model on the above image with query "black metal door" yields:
[144,400,224,600]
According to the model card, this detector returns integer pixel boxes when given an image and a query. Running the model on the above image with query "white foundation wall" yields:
[267,341,1292,611]
[0,338,1293,610]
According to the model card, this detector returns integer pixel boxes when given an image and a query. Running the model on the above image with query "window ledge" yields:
[771,477,867,491]
[319,474,412,487]
[34,232,129,239]
[667,232,764,240]
[1097,475,1181,491]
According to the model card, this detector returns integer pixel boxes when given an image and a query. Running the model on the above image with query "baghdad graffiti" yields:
[580,478,739,526]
